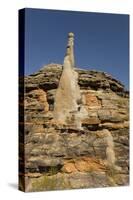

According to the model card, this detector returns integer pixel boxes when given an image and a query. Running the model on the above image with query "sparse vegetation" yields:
[31,165,71,191]
[32,174,57,191]
[31,172,71,191]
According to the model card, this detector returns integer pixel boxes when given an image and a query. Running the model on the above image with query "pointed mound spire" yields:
[53,32,88,128]
[65,32,75,68]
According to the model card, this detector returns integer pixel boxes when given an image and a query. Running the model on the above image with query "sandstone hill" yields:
[19,63,129,191]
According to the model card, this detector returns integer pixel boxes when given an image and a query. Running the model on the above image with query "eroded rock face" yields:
[19,63,129,191]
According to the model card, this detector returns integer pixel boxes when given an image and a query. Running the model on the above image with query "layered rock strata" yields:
[19,63,129,191]
[19,33,129,192]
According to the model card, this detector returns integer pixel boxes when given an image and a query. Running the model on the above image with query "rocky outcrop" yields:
[19,63,129,192]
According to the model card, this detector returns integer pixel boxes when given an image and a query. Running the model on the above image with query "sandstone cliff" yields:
[19,63,129,191]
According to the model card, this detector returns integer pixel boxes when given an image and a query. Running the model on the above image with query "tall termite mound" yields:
[54,33,87,128]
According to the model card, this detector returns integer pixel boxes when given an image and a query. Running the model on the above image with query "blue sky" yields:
[24,8,129,89]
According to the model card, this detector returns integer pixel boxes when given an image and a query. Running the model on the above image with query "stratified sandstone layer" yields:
[19,63,129,191]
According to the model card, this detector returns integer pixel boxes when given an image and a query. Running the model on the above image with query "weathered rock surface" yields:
[19,63,129,191]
